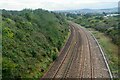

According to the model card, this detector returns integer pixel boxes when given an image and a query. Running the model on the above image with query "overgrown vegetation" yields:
[2,9,69,79]
[71,13,120,46]
[67,13,119,78]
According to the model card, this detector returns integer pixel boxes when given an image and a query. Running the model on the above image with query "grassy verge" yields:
[41,30,71,78]
[61,30,71,52]
[87,28,118,78]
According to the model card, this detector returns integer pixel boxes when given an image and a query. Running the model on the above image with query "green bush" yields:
[73,14,119,46]
[2,9,69,79]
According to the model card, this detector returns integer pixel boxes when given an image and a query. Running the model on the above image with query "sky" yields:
[0,0,119,11]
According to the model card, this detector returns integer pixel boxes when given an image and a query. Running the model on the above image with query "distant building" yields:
[104,14,119,18]
[106,14,119,17]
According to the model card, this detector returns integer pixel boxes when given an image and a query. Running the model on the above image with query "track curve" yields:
[42,22,112,79]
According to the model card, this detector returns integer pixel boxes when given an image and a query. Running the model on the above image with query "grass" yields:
[87,28,119,78]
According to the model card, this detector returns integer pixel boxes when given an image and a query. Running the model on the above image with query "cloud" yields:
[0,0,119,10]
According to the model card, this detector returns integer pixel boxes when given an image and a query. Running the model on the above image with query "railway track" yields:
[61,26,81,78]
[42,22,112,79]
[53,26,77,78]
[80,26,93,78]
[42,24,75,78]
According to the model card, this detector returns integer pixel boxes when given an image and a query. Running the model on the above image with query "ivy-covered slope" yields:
[2,9,69,79]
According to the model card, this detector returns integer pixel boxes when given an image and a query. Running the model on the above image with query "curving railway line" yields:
[42,22,112,79]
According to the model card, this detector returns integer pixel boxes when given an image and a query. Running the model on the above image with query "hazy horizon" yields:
[0,0,119,11]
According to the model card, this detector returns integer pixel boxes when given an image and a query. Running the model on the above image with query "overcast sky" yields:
[0,0,119,11]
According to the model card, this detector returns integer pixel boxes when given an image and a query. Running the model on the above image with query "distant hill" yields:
[55,7,118,14]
